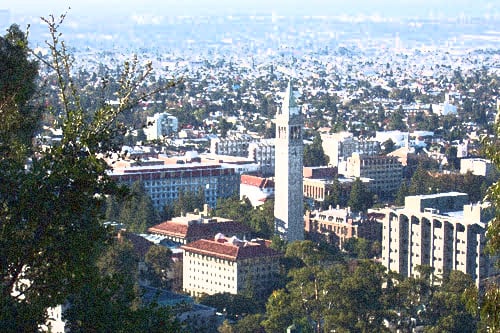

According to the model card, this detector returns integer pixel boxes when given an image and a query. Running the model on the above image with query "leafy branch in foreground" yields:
[0,13,178,331]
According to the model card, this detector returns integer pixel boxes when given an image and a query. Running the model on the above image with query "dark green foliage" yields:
[215,196,275,239]
[143,245,173,289]
[64,239,181,332]
[232,313,265,333]
[173,188,205,217]
[347,177,374,212]
[388,105,407,131]
[198,293,261,321]
[382,138,396,154]
[408,161,430,195]
[118,181,158,232]
[0,18,179,331]
[303,132,329,167]
[480,105,500,332]
[321,176,347,209]
[0,24,40,159]
[263,260,388,333]
[395,181,409,206]
[105,181,159,232]
[342,237,376,259]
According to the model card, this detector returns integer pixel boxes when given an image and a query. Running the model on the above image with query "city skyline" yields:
[4,0,499,18]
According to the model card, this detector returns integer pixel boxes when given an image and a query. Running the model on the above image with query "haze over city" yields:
[1,0,499,332]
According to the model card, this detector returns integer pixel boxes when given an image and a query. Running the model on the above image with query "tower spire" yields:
[274,78,304,242]
[283,80,296,112]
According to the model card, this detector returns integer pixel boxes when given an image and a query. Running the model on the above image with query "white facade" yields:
[381,192,494,287]
[374,130,409,148]
[274,81,304,241]
[248,140,275,176]
[321,132,380,167]
[144,112,178,140]
[181,237,281,297]
[460,158,497,178]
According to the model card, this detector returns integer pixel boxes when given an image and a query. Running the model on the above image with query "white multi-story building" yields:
[321,132,381,167]
[210,138,253,157]
[274,81,304,241]
[248,139,275,176]
[181,235,281,297]
[460,158,497,178]
[381,192,495,287]
[144,112,178,141]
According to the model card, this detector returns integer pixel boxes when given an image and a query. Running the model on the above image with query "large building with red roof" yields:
[181,235,281,297]
[147,208,253,245]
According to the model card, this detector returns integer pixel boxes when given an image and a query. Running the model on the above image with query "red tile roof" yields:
[240,174,274,189]
[181,238,281,261]
[148,220,253,242]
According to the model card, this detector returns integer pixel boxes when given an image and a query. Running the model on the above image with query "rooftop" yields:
[181,236,281,261]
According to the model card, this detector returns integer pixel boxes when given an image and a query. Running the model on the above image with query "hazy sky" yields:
[5,0,498,18]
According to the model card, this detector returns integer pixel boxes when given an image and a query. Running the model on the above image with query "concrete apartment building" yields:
[381,192,495,287]
[181,235,281,297]
[460,158,497,178]
[344,153,403,199]
[248,139,275,176]
[321,132,381,167]
[210,137,253,157]
[144,112,178,141]
[305,207,382,248]
[210,138,275,176]
[108,158,239,210]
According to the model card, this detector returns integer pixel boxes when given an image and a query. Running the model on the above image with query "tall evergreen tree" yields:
[303,133,329,167]
[395,181,409,206]
[347,178,373,212]
[408,161,429,195]
[119,181,157,232]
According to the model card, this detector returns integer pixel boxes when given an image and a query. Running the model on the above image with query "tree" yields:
[64,238,181,332]
[0,24,40,160]
[408,161,429,195]
[198,293,260,321]
[173,188,205,217]
[395,181,409,206]
[382,138,396,154]
[232,313,265,333]
[303,132,329,167]
[0,16,177,330]
[263,261,389,333]
[347,178,374,212]
[479,104,500,332]
[118,181,158,232]
[388,106,407,131]
[143,245,173,289]
[424,271,477,333]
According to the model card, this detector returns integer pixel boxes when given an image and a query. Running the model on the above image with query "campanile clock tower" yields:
[274,80,304,241]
